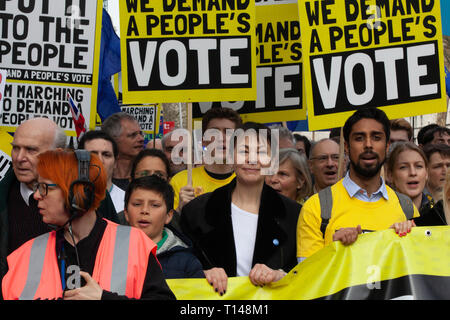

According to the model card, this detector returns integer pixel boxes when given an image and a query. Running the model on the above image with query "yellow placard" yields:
[298,0,447,131]
[0,0,103,137]
[192,0,306,123]
[119,0,257,103]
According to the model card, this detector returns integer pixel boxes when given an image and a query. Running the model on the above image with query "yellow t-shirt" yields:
[297,179,420,258]
[170,166,236,210]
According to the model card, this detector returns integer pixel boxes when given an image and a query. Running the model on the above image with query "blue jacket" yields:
[156,226,204,279]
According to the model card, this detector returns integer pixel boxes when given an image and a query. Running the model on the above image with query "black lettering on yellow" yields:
[127,15,139,36]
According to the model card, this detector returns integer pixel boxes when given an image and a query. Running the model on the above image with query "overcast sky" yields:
[106,0,120,35]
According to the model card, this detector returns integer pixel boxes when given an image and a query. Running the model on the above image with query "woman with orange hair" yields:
[1,149,176,300]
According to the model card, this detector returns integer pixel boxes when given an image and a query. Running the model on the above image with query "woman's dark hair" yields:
[421,126,450,146]
[229,122,274,159]
[343,108,390,143]
[130,148,171,179]
[201,107,243,133]
[125,175,174,213]
[417,123,439,146]
[293,134,311,158]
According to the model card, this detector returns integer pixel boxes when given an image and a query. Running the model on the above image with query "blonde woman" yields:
[387,142,446,226]
[266,148,313,205]
[386,142,429,211]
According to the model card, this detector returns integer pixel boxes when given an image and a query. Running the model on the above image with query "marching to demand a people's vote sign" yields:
[121,103,163,138]
[298,0,448,131]
[192,0,306,124]
[119,0,257,104]
[0,0,103,136]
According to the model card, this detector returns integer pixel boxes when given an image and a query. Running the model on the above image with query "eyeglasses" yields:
[33,182,58,197]
[135,170,168,181]
[310,154,340,163]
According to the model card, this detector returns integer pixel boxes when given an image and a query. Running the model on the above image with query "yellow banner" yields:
[298,0,447,131]
[119,0,257,104]
[168,226,450,300]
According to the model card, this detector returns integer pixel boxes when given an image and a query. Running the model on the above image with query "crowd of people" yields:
[1,106,450,300]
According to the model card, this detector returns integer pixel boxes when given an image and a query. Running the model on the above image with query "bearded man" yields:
[297,108,419,261]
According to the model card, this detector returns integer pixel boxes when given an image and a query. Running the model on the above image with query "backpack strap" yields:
[318,187,414,238]
[318,186,333,238]
[394,190,415,220]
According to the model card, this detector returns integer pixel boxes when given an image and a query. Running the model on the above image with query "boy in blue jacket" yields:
[123,175,204,279]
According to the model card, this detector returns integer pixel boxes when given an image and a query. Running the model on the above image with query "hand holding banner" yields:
[168,226,450,300]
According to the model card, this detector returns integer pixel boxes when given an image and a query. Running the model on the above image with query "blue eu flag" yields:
[97,9,122,122]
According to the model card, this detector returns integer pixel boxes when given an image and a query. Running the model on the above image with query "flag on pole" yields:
[67,92,87,140]
[97,9,121,121]
[442,0,450,36]
[446,66,450,97]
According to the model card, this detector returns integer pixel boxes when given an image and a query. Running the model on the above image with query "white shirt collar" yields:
[342,171,389,201]
[20,182,35,206]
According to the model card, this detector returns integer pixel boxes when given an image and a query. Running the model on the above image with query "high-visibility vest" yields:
[2,219,156,300]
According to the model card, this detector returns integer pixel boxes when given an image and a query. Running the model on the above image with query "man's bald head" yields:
[11,118,66,188]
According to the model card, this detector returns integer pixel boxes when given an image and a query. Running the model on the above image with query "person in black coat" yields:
[416,198,447,226]
[180,122,301,296]
[416,164,450,226]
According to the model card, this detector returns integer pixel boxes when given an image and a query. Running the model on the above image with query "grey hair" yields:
[161,130,174,150]
[276,126,295,146]
[101,112,137,139]
[279,148,313,201]
[53,126,67,148]
[309,138,339,160]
